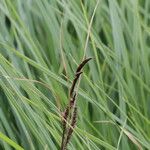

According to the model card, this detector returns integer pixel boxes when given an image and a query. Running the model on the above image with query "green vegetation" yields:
[0,0,150,149]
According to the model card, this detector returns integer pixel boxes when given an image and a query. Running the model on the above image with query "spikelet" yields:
[60,58,92,150]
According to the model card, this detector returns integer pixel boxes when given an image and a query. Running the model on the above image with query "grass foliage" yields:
[0,0,150,149]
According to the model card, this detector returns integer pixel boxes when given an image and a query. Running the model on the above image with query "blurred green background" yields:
[0,0,150,149]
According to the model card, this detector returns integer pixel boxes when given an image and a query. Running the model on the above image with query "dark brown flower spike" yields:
[60,57,92,150]
[69,71,83,97]
[76,57,92,73]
